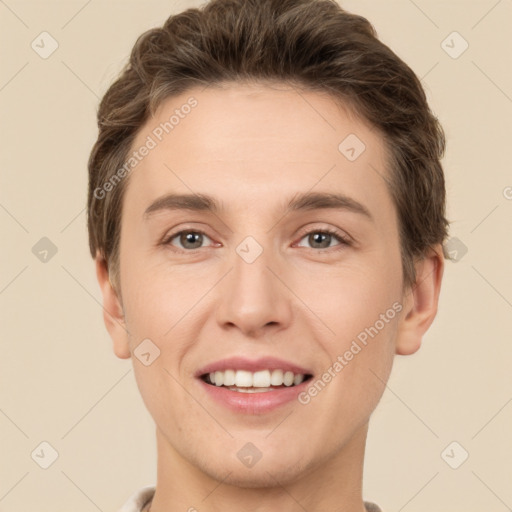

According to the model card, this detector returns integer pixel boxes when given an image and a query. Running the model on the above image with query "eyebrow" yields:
[143,191,373,221]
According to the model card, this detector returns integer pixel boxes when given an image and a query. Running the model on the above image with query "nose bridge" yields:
[216,234,290,336]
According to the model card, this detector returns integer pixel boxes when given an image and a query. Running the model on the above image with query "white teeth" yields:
[214,370,224,386]
[283,371,294,386]
[226,386,275,393]
[252,370,271,387]
[235,370,253,387]
[223,369,236,386]
[206,369,307,388]
[293,373,304,386]
[270,369,283,386]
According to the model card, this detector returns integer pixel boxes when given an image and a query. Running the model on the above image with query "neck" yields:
[148,423,369,512]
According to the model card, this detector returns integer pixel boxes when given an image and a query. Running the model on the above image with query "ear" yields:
[395,244,445,355]
[95,253,131,359]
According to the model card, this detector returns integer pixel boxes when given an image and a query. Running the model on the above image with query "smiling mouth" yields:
[200,369,313,393]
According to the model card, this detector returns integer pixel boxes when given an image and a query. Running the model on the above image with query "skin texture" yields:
[95,83,444,512]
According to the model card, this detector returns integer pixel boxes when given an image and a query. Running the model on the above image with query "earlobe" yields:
[95,253,131,359]
[395,245,445,356]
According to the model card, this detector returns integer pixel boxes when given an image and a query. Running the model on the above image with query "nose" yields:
[215,242,293,339]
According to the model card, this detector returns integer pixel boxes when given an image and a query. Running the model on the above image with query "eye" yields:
[161,227,351,252]
[163,230,215,251]
[295,228,351,251]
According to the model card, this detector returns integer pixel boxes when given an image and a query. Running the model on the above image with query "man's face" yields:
[114,83,408,486]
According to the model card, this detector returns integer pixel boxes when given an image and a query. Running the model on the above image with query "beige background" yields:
[1,0,511,510]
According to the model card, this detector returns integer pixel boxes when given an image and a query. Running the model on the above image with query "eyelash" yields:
[161,227,352,253]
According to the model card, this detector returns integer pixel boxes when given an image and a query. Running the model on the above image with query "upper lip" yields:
[195,356,313,378]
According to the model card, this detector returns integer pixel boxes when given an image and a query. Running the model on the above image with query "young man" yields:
[87,0,449,510]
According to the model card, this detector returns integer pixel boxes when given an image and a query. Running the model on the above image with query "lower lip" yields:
[197,377,311,414]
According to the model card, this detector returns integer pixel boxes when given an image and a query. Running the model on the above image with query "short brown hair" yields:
[87,0,450,294]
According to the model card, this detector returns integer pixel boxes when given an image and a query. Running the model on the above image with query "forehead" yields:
[124,83,394,221]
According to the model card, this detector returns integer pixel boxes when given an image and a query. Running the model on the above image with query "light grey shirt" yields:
[118,486,383,511]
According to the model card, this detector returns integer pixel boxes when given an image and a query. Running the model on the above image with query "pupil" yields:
[183,232,201,248]
[311,233,329,248]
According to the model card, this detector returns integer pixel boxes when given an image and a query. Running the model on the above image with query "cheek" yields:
[120,262,207,382]
[120,255,184,330]
[310,264,401,389]
[314,309,398,427]
[310,263,401,338]
[131,361,180,433]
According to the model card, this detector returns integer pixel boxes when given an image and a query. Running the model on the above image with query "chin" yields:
[212,467,298,489]
[200,455,313,489]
